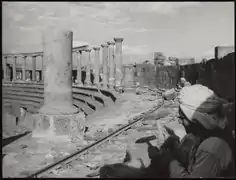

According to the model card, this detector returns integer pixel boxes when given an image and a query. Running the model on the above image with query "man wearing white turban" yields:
[169,84,235,178]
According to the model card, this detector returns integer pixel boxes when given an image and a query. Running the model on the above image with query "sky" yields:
[2,2,235,66]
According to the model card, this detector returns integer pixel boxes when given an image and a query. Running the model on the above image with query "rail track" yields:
[27,99,165,178]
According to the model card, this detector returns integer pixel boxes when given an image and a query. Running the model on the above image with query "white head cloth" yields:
[178,84,227,130]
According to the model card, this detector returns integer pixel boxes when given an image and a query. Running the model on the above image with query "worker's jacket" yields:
[169,133,234,178]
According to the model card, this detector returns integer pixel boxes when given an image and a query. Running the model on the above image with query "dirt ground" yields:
[2,90,184,178]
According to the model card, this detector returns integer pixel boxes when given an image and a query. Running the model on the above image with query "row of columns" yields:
[74,38,124,89]
[2,55,43,82]
[2,38,124,89]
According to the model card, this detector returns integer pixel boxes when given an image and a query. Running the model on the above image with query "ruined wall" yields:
[181,52,235,101]
[134,63,156,88]
[123,65,135,88]
[133,50,234,99]
[155,65,179,89]
[215,46,235,60]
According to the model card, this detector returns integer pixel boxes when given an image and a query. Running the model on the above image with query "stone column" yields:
[114,38,124,88]
[107,41,115,88]
[39,30,78,115]
[12,56,17,81]
[85,49,92,86]
[22,56,26,81]
[2,56,7,81]
[32,55,37,81]
[33,30,86,141]
[93,47,100,86]
[40,54,44,81]
[76,50,83,85]
[101,44,109,88]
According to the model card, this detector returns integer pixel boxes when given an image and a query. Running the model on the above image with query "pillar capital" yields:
[107,41,115,46]
[101,44,108,48]
[86,49,92,52]
[114,37,124,43]
[93,46,100,51]
[75,50,82,54]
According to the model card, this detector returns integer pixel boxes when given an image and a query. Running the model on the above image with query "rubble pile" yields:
[135,86,162,101]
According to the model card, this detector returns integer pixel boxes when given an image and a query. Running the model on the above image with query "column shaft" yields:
[114,38,124,88]
[85,49,92,85]
[22,56,26,81]
[32,56,36,81]
[39,30,78,115]
[76,51,83,85]
[101,44,109,88]
[107,41,115,88]
[41,55,44,81]
[12,56,17,81]
[3,56,7,81]
[93,47,100,85]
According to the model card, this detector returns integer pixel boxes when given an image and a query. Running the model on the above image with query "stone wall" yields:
[134,63,156,88]
[181,52,235,101]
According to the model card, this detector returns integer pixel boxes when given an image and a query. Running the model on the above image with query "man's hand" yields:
[161,134,180,152]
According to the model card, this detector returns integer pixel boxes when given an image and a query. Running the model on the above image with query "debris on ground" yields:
[2,88,184,178]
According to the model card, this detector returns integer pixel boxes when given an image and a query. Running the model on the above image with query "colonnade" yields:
[2,37,124,90]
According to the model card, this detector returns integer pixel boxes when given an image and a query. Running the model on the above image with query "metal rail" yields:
[28,101,164,178]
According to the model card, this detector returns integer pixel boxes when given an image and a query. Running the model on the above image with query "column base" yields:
[39,104,79,115]
[102,83,108,89]
[85,81,92,87]
[32,112,86,142]
[108,78,115,89]
[76,80,83,86]
[108,84,115,90]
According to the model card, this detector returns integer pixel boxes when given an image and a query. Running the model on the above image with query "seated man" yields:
[169,84,235,178]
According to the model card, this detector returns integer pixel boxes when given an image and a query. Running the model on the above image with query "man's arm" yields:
[169,150,220,178]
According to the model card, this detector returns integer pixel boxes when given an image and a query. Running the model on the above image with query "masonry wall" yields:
[155,65,179,89]
[132,51,234,101]
[181,52,235,101]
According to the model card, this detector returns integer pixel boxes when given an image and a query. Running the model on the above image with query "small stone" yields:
[20,144,28,149]
[45,153,54,159]
[162,89,177,101]
[164,121,187,141]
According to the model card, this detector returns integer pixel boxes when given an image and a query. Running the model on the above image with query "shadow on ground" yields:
[2,131,31,148]
[97,134,180,178]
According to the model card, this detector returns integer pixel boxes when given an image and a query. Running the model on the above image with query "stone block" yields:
[164,120,187,141]
[32,112,86,142]
[54,117,70,135]
[162,88,176,101]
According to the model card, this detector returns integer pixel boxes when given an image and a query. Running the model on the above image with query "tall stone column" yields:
[76,50,83,85]
[40,54,44,81]
[107,41,115,88]
[32,55,37,81]
[12,56,17,81]
[93,47,100,86]
[22,56,26,81]
[101,44,109,88]
[85,49,92,86]
[114,38,124,88]
[39,30,78,115]
[2,56,7,81]
[33,30,84,141]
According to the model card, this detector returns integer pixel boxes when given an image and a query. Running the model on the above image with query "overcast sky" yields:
[3,2,234,65]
